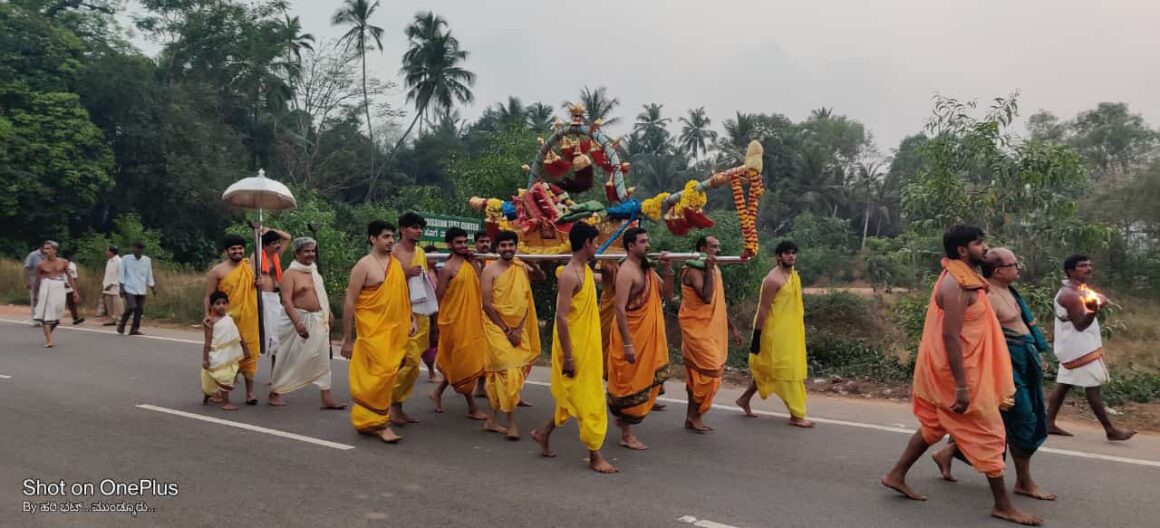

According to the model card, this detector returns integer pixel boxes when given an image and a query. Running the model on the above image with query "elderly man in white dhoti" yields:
[32,241,77,348]
[268,237,347,410]
[1045,254,1135,441]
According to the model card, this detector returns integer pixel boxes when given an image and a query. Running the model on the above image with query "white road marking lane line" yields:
[136,404,354,450]
[525,380,1160,469]
[0,318,203,345]
[678,515,740,528]
[0,374,11,379]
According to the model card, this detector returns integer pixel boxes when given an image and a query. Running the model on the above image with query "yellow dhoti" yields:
[679,267,729,416]
[350,256,411,432]
[394,248,430,403]
[552,266,607,451]
[749,269,809,419]
[484,261,540,413]
[218,263,260,380]
[437,263,486,395]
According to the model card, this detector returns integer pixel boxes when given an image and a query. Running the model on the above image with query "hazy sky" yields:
[128,0,1160,154]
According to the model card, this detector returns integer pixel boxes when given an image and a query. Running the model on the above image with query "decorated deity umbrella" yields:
[222,169,296,356]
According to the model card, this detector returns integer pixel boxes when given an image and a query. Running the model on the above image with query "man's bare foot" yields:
[789,417,815,428]
[483,417,508,434]
[391,408,420,426]
[684,419,712,433]
[619,433,649,450]
[1048,424,1073,436]
[530,428,555,457]
[652,402,667,411]
[991,506,1043,526]
[589,453,619,474]
[221,403,239,411]
[931,448,957,482]
[44,343,54,348]
[466,410,489,421]
[429,391,444,413]
[517,399,533,408]
[880,475,927,501]
[1013,483,1057,501]
[426,375,439,383]
[505,425,521,441]
[377,427,402,444]
[1107,428,1137,441]
[735,396,755,417]
[320,401,348,410]
[268,393,287,406]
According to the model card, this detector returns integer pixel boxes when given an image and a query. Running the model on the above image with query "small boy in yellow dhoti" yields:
[737,240,813,428]
[201,291,250,411]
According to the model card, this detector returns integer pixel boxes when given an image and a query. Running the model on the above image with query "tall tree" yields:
[526,102,554,132]
[571,86,620,128]
[633,103,672,154]
[493,96,527,130]
[678,106,717,159]
[332,0,384,197]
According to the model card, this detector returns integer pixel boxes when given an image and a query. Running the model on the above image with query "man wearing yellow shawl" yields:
[205,234,260,405]
[607,227,674,451]
[340,221,416,444]
[737,240,812,427]
[880,225,1040,527]
[429,227,490,421]
[531,222,618,474]
[390,212,430,425]
[679,236,743,433]
[480,230,544,440]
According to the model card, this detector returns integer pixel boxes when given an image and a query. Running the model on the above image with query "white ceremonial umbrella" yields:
[221,169,296,357]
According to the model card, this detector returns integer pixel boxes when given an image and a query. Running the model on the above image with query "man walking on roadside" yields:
[23,245,44,326]
[100,246,123,326]
[118,241,156,336]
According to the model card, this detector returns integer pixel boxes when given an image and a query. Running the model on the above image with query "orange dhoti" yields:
[218,262,260,380]
[679,267,729,417]
[912,260,1015,478]
[437,263,486,395]
[607,269,671,425]
[349,257,411,432]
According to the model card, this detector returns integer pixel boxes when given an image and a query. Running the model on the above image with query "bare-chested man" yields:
[390,212,429,425]
[32,241,76,348]
[206,234,261,405]
[607,227,673,450]
[429,228,490,421]
[259,227,291,372]
[343,221,417,444]
[268,237,346,410]
[471,230,493,398]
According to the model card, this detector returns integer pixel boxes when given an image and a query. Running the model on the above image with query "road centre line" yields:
[136,404,355,451]
[0,374,11,379]
[677,515,740,528]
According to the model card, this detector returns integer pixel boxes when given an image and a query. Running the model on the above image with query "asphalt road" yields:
[1,321,1158,528]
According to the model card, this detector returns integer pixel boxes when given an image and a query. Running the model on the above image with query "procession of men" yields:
[22,213,1139,526]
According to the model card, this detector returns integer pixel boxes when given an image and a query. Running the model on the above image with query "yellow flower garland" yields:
[640,192,669,221]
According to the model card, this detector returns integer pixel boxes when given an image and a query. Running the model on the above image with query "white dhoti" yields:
[33,277,67,324]
[270,310,332,394]
[262,291,286,354]
[202,315,244,396]
[1057,358,1111,388]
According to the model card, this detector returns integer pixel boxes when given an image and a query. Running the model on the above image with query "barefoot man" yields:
[679,236,744,432]
[1045,255,1136,441]
[932,248,1055,500]
[206,234,260,405]
[342,221,416,444]
[480,230,543,440]
[606,227,673,450]
[32,241,76,348]
[268,237,346,411]
[259,227,291,371]
[390,212,429,425]
[737,241,813,428]
[881,225,1041,526]
[531,222,617,474]
[429,227,491,422]
[472,229,493,399]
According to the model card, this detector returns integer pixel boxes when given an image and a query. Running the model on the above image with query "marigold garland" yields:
[640,192,669,221]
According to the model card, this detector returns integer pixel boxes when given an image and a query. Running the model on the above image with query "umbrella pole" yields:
[254,212,267,361]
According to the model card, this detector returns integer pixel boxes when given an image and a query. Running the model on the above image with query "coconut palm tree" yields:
[493,96,527,130]
[678,107,717,159]
[332,0,384,195]
[633,103,672,154]
[280,15,315,63]
[568,86,620,127]
[397,12,475,155]
[526,102,554,132]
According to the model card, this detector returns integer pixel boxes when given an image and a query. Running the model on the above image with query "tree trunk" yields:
[861,201,871,250]
[361,46,376,201]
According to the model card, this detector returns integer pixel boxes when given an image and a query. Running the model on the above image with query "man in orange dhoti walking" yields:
[205,234,260,405]
[607,227,673,451]
[429,227,490,421]
[341,221,416,444]
[678,236,743,432]
[881,225,1041,526]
